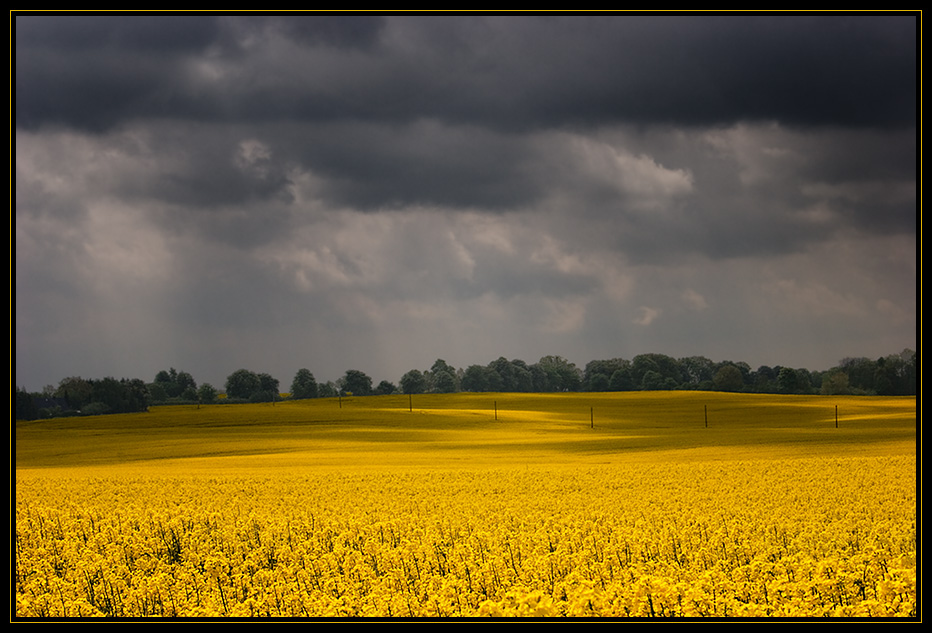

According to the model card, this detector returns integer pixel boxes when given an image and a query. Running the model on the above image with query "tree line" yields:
[15,349,916,421]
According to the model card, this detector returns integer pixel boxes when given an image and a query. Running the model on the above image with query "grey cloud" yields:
[18,123,301,249]
[244,15,387,49]
[16,15,916,133]
[14,13,917,392]
[258,210,601,307]
[135,127,295,211]
[15,14,220,53]
[17,115,914,268]
[280,121,541,211]
[566,124,916,263]
[15,15,223,131]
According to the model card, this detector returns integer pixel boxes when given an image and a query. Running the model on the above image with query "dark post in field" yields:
[704,404,708,428]
[494,400,498,421]
[835,404,838,428]
[590,406,594,429]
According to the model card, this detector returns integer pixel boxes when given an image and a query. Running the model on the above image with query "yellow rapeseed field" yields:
[14,392,917,618]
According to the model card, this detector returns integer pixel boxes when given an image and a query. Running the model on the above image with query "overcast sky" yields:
[15,14,918,392]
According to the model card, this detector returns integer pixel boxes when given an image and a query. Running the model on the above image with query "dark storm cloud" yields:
[15,14,218,53]
[247,14,386,48]
[424,14,917,130]
[15,14,916,133]
[15,15,224,130]
[14,14,916,237]
[115,124,295,211]
[567,121,917,262]
[279,120,542,211]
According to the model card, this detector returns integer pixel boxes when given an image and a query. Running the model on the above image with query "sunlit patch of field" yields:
[15,392,915,471]
[15,392,916,618]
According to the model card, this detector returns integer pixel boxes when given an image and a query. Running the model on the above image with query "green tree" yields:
[488,357,516,392]
[154,369,176,396]
[510,360,533,392]
[81,377,148,414]
[197,382,218,404]
[484,367,504,391]
[609,368,633,391]
[777,367,811,394]
[318,381,338,398]
[122,378,149,412]
[632,354,683,389]
[820,371,849,395]
[291,368,318,399]
[536,356,581,392]
[640,370,666,391]
[55,376,93,411]
[154,368,196,399]
[147,382,168,403]
[713,364,744,392]
[460,365,490,392]
[82,401,111,416]
[873,360,895,396]
[750,366,778,393]
[430,359,458,393]
[254,373,280,402]
[342,370,372,396]
[15,387,39,421]
[176,371,197,394]
[679,356,715,387]
[583,358,632,391]
[903,349,917,395]
[225,369,261,400]
[528,364,549,392]
[589,373,610,392]
[375,380,397,395]
[838,357,877,393]
[400,369,428,395]
[433,370,457,393]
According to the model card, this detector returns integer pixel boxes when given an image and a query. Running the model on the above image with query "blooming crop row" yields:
[15,453,915,618]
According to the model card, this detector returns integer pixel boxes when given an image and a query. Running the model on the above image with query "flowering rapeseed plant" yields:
[15,393,916,618]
